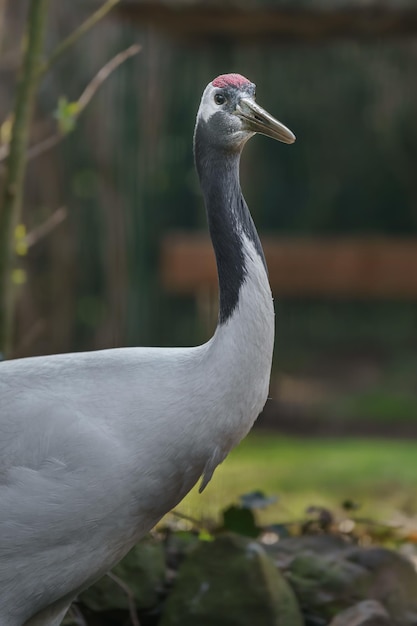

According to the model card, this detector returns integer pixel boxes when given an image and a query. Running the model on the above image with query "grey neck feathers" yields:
[194,122,266,324]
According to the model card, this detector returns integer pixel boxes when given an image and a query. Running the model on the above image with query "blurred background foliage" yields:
[1,0,417,520]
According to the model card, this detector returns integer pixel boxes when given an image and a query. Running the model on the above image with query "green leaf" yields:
[54,96,80,134]
[222,505,259,538]
[198,529,214,542]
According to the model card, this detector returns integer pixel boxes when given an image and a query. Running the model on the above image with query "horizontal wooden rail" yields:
[160,233,417,298]
[117,3,417,40]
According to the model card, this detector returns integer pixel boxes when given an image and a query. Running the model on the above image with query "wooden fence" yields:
[161,234,417,298]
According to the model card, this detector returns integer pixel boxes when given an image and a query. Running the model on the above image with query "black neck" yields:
[194,121,266,324]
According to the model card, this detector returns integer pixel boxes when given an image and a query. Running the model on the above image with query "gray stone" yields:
[266,535,349,571]
[159,533,304,626]
[329,600,390,626]
[346,547,417,625]
[268,538,417,626]
[269,534,349,559]
[283,549,371,620]
[80,535,165,611]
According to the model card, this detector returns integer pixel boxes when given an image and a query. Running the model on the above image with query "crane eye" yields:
[214,93,226,105]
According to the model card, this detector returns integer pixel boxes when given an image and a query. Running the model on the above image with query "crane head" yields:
[195,73,295,151]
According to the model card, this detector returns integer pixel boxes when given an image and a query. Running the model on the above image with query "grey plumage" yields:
[0,73,294,625]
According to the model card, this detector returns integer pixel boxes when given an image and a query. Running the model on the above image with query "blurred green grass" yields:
[177,433,417,525]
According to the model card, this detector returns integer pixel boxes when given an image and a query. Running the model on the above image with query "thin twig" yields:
[26,133,61,161]
[68,604,88,626]
[0,0,129,167]
[0,0,50,358]
[0,44,141,165]
[170,510,204,528]
[0,0,7,54]
[107,571,141,626]
[77,43,141,110]
[39,0,122,77]
[25,206,67,247]
[8,207,67,358]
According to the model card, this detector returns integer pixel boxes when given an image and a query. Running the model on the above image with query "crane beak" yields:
[237,98,296,144]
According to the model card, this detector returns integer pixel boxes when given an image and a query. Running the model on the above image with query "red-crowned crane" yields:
[0,73,295,626]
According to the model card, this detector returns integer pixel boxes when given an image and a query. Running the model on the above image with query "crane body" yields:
[0,74,294,626]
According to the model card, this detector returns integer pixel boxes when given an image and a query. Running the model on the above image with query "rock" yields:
[266,534,348,570]
[283,548,371,621]
[329,600,390,626]
[270,534,349,558]
[268,538,417,626]
[346,547,417,625]
[159,533,304,626]
[80,535,165,611]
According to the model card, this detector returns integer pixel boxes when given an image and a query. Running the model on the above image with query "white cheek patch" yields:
[197,84,222,123]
